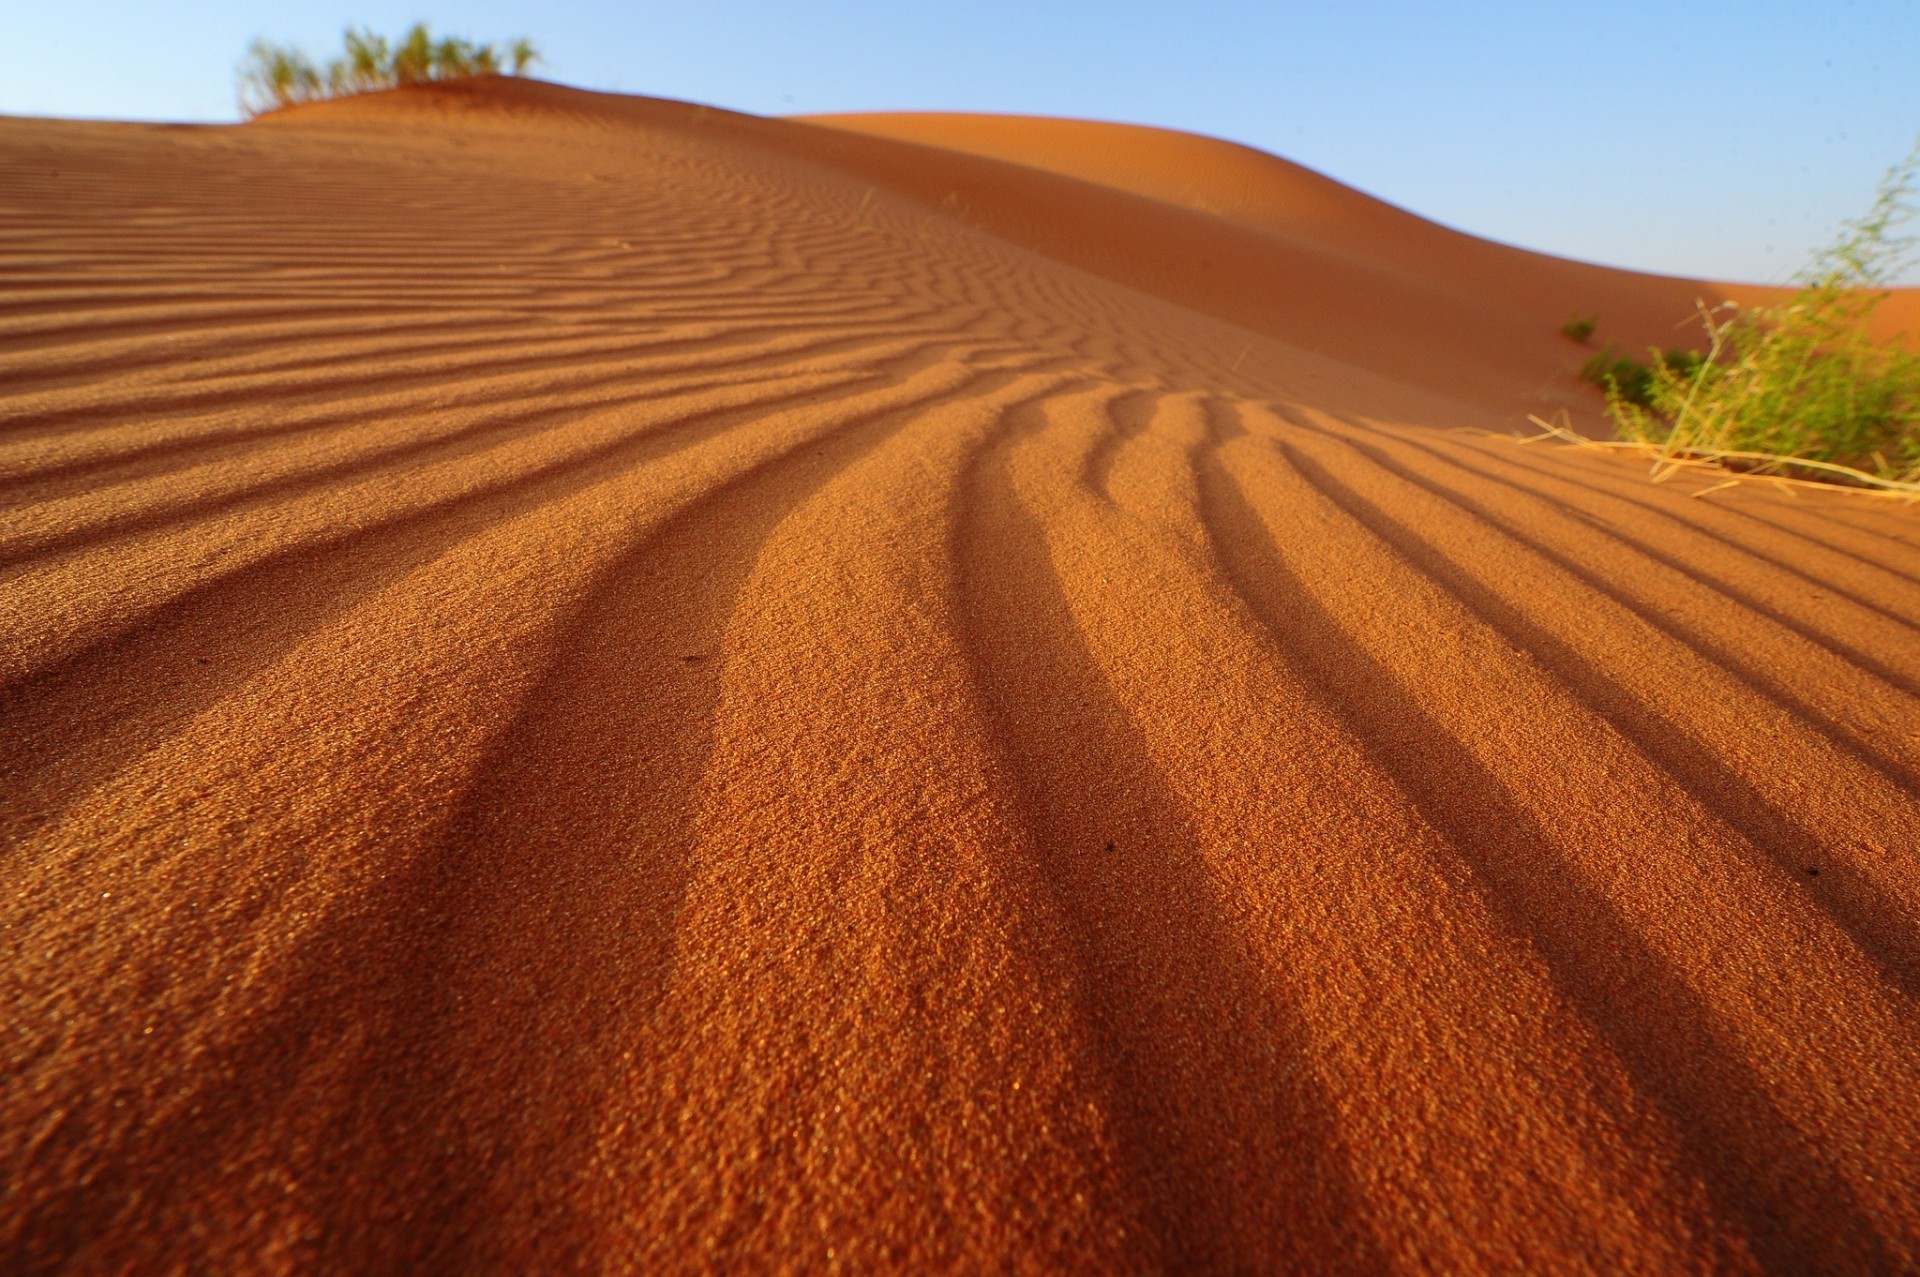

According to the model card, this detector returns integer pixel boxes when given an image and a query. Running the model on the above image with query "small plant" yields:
[239,23,541,117]
[506,38,541,76]
[1578,345,1703,409]
[1598,137,1920,489]
[239,40,324,115]
[1561,313,1598,344]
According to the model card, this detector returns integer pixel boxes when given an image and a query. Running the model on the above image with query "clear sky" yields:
[6,1,1917,284]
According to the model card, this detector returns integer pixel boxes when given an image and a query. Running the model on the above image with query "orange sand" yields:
[4,78,1920,1274]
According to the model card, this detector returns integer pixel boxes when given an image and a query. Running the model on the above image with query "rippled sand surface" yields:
[5,79,1920,1274]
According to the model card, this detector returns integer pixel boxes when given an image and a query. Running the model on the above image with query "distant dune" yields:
[4,77,1919,1274]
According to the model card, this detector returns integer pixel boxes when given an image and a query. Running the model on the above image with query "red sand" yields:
[3,78,1920,1273]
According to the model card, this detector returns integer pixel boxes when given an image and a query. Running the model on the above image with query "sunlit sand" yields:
[4,78,1919,1272]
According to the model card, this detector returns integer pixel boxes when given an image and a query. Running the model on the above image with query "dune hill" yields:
[804,109,1920,353]
[3,76,1920,1274]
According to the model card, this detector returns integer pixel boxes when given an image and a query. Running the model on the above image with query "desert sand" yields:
[3,77,1920,1273]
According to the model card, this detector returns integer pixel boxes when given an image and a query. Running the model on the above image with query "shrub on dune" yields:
[1549,137,1920,495]
[331,27,390,96]
[239,40,324,116]
[1578,345,1704,409]
[507,38,541,76]
[1560,313,1597,344]
[390,23,435,85]
[238,22,541,117]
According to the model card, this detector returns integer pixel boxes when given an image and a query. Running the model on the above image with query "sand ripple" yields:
[3,79,1919,1274]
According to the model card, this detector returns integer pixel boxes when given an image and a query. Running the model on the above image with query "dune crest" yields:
[804,109,1920,347]
[3,78,1919,1273]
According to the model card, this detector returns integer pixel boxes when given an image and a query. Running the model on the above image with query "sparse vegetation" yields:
[239,23,540,117]
[1560,313,1597,344]
[1571,138,1920,493]
[1578,344,1703,409]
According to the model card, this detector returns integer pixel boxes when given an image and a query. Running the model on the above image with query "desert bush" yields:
[239,23,541,117]
[239,41,324,116]
[1579,346,1703,409]
[1604,138,1920,487]
[1560,313,1597,344]
[507,39,541,76]
[329,28,390,96]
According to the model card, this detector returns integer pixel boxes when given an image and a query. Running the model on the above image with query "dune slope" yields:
[3,79,1920,1274]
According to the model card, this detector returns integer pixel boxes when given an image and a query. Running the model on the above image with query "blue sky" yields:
[6,1,1917,284]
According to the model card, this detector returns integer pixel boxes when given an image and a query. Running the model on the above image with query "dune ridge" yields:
[3,78,1920,1273]
[801,109,1920,349]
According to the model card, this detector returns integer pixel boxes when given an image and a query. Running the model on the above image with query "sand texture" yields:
[4,79,1920,1274]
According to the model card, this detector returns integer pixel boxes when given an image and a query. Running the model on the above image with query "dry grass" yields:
[1517,412,1920,503]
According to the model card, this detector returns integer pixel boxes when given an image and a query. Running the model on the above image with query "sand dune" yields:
[3,77,1920,1273]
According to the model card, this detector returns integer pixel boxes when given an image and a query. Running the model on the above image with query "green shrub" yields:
[239,23,541,117]
[1578,345,1703,409]
[1605,137,1920,486]
[1561,313,1597,344]
[239,40,324,114]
